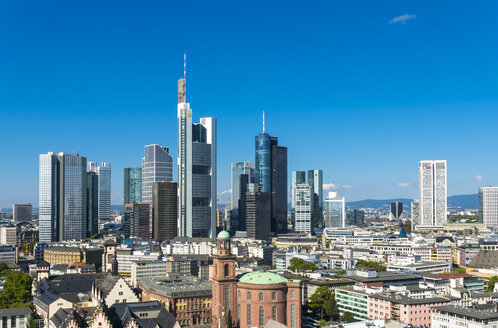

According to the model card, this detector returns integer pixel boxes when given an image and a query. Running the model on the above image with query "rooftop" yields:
[239,270,290,285]
[139,275,212,298]
[434,305,498,321]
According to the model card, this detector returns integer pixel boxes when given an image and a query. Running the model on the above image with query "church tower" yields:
[211,231,238,328]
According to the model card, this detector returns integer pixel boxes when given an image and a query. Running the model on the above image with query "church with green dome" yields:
[211,231,302,328]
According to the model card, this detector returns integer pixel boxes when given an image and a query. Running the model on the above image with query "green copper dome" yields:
[217,230,230,239]
[238,271,289,285]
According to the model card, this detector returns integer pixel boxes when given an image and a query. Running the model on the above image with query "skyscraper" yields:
[141,145,173,206]
[255,113,287,234]
[245,191,271,241]
[177,60,217,238]
[294,184,312,233]
[324,192,345,228]
[419,160,447,227]
[231,162,255,212]
[124,203,150,239]
[411,199,420,225]
[39,152,87,242]
[390,202,403,220]
[308,169,323,229]
[87,171,99,237]
[153,182,178,241]
[124,168,142,204]
[13,204,32,222]
[88,161,111,221]
[479,187,498,227]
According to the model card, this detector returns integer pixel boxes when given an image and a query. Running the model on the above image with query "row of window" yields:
[240,305,295,328]
[237,290,296,300]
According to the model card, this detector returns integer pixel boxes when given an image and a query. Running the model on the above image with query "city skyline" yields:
[2,1,498,207]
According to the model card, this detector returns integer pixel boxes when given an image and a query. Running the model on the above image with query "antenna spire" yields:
[263,110,265,133]
[184,52,186,79]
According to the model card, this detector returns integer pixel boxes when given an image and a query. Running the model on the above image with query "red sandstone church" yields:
[211,231,302,328]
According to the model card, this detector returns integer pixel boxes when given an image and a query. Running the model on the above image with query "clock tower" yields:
[211,231,238,328]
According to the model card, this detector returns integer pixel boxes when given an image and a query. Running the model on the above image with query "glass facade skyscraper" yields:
[255,133,272,193]
[87,172,99,237]
[39,152,87,242]
[324,192,345,228]
[124,168,142,204]
[294,184,312,233]
[88,161,111,221]
[141,145,173,206]
[419,160,447,227]
[479,187,498,227]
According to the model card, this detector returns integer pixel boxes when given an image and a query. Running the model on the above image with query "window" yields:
[225,286,230,310]
[259,292,264,301]
[224,264,229,277]
[247,292,251,300]
[272,292,277,301]
[247,305,251,326]
[259,306,264,327]
[238,290,241,298]
[119,291,123,296]
[238,304,241,320]
[272,307,277,321]
[291,305,296,328]
[290,290,296,299]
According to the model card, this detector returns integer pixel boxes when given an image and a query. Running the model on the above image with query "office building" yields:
[294,184,312,233]
[230,162,256,231]
[432,305,498,328]
[177,65,217,238]
[39,152,87,242]
[142,144,173,206]
[130,260,169,287]
[308,170,323,229]
[411,200,420,225]
[255,113,287,234]
[124,203,150,239]
[88,161,111,221]
[346,209,365,227]
[419,160,447,227]
[324,192,345,228]
[152,182,178,241]
[86,172,99,237]
[13,204,32,222]
[246,192,271,241]
[291,171,306,222]
[479,187,498,226]
[0,225,16,245]
[124,168,142,204]
[390,201,403,220]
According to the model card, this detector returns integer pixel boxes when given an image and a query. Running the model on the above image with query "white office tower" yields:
[141,145,173,206]
[479,187,498,227]
[419,160,447,227]
[88,161,111,220]
[411,199,420,226]
[231,162,255,211]
[291,171,306,222]
[39,152,87,242]
[294,184,312,233]
[324,192,345,228]
[177,60,217,238]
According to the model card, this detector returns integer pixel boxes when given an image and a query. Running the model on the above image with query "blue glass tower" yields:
[255,133,272,193]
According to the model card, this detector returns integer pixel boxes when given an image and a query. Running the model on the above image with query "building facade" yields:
[419,160,447,227]
[324,192,345,228]
[177,70,217,238]
[124,167,142,204]
[479,187,498,227]
[291,171,306,223]
[294,184,312,233]
[246,192,271,241]
[390,201,403,220]
[308,169,323,229]
[39,152,87,242]
[87,171,99,237]
[153,182,178,241]
[124,203,150,239]
[142,144,173,206]
[13,204,32,222]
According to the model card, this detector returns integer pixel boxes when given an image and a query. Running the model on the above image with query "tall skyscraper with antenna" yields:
[255,112,287,234]
[177,55,217,238]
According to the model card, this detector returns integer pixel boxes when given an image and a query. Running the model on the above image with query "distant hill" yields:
[346,194,478,210]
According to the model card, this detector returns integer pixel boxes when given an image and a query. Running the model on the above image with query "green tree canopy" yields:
[488,276,498,292]
[355,259,386,272]
[0,271,33,309]
[341,311,355,323]
[288,258,318,272]
[308,286,339,321]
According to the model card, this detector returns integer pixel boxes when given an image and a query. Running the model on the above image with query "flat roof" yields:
[139,275,212,298]
[434,305,498,320]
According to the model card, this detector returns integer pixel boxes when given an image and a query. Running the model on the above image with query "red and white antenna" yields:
[263,110,265,133]
[184,52,186,79]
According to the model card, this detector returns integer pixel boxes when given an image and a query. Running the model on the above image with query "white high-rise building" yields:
[177,60,217,238]
[88,161,111,220]
[411,199,420,226]
[479,187,498,227]
[231,162,255,212]
[324,192,345,228]
[419,160,447,227]
[294,184,312,233]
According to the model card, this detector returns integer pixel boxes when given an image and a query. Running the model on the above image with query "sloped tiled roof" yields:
[469,250,498,269]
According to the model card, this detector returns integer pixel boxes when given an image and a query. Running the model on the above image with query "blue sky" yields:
[1,0,498,207]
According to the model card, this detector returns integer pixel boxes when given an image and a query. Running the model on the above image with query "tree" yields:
[308,286,339,321]
[341,311,355,323]
[355,259,386,272]
[226,310,233,328]
[288,258,318,272]
[337,269,346,275]
[441,267,466,275]
[0,271,33,308]
[488,276,498,292]
[404,220,412,234]
[27,316,36,328]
